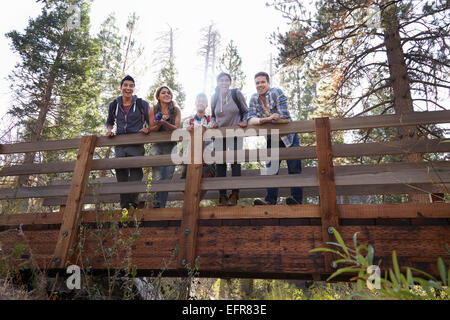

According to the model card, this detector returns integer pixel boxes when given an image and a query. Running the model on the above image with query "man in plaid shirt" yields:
[248,71,303,205]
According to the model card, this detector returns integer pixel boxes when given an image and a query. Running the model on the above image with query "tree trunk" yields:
[203,25,212,93]
[17,46,64,187]
[381,2,428,203]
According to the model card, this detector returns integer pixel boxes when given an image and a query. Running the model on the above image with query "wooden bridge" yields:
[0,111,449,280]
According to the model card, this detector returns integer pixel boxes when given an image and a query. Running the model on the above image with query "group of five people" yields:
[106,72,303,210]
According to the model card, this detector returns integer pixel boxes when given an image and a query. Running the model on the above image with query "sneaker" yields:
[253,199,269,206]
[218,195,229,206]
[286,196,300,205]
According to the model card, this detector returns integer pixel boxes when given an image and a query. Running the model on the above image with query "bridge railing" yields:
[0,110,449,277]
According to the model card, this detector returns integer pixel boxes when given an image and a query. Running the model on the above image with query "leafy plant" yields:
[310,228,449,300]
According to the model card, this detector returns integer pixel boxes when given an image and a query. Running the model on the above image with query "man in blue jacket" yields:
[106,75,150,209]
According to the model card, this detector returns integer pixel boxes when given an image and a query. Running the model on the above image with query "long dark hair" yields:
[154,86,178,123]
[214,72,233,107]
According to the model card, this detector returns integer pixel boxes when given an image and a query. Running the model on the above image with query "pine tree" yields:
[6,0,102,186]
[147,58,186,108]
[198,22,221,93]
[218,40,246,91]
[270,0,449,203]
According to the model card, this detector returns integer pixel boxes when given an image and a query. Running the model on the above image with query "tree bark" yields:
[382,2,428,203]
[17,46,64,187]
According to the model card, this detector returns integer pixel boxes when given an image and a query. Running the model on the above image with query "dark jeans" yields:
[265,134,303,204]
[150,143,177,208]
[215,137,242,196]
[115,144,145,209]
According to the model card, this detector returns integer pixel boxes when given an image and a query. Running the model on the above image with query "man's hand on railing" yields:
[106,130,115,137]
[239,121,248,128]
[271,113,280,121]
[139,128,151,134]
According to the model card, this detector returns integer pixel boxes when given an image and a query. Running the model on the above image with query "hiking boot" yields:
[253,199,269,206]
[228,190,239,206]
[218,195,229,206]
[286,196,300,205]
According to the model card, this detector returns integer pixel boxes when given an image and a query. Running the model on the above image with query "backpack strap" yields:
[212,89,246,121]
[231,89,246,121]
[112,98,149,128]
[136,98,149,127]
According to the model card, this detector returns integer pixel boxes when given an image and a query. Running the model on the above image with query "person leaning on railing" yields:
[144,86,181,209]
[105,75,151,210]
[210,72,249,206]
[247,71,303,206]
[180,93,216,200]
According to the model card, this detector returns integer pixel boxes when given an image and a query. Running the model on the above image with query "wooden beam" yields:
[178,126,204,268]
[41,183,448,206]
[329,110,450,132]
[3,162,449,200]
[3,138,449,178]
[2,224,448,278]
[315,118,340,272]
[0,138,81,155]
[52,135,97,269]
[1,110,449,155]
[2,203,450,228]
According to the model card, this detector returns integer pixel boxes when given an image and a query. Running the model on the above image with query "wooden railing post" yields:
[178,126,205,269]
[315,118,340,273]
[52,135,97,268]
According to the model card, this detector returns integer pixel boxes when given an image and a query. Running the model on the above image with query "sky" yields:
[0,0,291,123]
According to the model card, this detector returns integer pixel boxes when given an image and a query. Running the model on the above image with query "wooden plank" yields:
[3,162,449,200]
[178,126,204,268]
[329,110,450,131]
[333,138,450,158]
[315,118,340,272]
[52,135,97,269]
[41,183,448,206]
[2,138,448,177]
[44,161,450,188]
[0,138,81,155]
[3,203,450,227]
[96,131,178,147]
[209,138,450,163]
[0,155,175,177]
[1,110,448,155]
[2,225,448,277]
[211,110,450,136]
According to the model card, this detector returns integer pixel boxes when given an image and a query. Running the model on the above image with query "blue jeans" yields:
[115,144,145,209]
[265,134,303,204]
[150,143,176,208]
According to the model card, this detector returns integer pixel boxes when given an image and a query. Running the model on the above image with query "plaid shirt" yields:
[248,87,295,147]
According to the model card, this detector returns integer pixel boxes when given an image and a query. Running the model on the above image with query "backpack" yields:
[212,89,246,121]
[112,98,149,127]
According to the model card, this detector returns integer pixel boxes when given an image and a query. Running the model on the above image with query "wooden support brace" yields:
[178,126,205,269]
[315,118,340,273]
[52,135,97,268]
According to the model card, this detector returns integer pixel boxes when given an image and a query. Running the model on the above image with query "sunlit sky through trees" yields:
[0,0,292,122]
